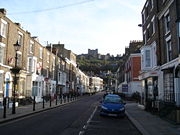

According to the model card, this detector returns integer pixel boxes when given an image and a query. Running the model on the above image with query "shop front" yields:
[139,70,160,111]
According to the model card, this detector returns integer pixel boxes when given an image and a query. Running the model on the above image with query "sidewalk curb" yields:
[125,111,150,135]
[0,99,77,124]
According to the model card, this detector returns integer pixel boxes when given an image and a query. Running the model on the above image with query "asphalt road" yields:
[0,93,141,135]
[83,105,141,135]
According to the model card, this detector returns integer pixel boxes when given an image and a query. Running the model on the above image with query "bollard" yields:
[43,96,45,109]
[56,95,58,105]
[67,95,69,102]
[61,95,63,104]
[33,96,36,111]
[50,95,52,107]
[3,97,7,118]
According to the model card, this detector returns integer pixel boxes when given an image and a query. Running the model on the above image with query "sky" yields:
[1,0,146,56]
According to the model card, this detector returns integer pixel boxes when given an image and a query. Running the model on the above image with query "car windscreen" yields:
[104,96,122,104]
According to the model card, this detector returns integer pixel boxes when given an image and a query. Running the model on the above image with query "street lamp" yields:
[10,41,21,114]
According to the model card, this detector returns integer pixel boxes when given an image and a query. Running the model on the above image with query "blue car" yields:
[100,94,126,117]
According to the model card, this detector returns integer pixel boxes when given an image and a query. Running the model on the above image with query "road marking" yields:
[83,125,87,129]
[87,106,97,124]
[79,106,98,135]
[79,131,85,135]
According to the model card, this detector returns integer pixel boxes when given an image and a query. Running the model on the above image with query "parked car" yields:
[100,94,126,117]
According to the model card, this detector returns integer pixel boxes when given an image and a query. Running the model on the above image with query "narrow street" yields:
[83,106,141,135]
[0,93,141,135]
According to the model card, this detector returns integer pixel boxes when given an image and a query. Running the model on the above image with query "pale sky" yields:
[1,0,145,56]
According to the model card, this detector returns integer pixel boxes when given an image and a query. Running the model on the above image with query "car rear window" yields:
[104,96,122,104]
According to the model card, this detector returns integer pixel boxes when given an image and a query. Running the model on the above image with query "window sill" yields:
[165,30,170,36]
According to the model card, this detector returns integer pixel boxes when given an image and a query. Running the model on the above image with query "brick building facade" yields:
[139,0,180,123]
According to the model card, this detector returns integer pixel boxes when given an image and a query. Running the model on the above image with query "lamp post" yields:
[10,41,21,114]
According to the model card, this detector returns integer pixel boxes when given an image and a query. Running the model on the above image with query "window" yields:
[17,52,22,67]
[143,30,147,44]
[28,57,37,73]
[0,19,7,38]
[145,50,151,67]
[39,48,43,59]
[166,40,172,62]
[52,57,55,80]
[0,43,5,64]
[147,24,150,40]
[18,32,23,46]
[37,62,42,75]
[58,72,61,82]
[47,53,50,63]
[164,13,170,34]
[32,81,38,96]
[141,51,144,70]
[151,0,154,9]
[28,57,33,72]
[145,9,149,20]
[151,16,155,35]
[0,73,3,92]
[58,60,60,69]
[33,59,36,73]
[142,10,145,24]
[164,72,174,102]
[29,40,34,54]
[178,22,180,37]
[53,57,55,68]
[149,0,153,10]
[145,2,149,19]
[152,43,157,67]
[46,67,49,78]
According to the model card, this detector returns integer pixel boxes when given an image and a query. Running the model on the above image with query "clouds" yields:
[2,0,145,55]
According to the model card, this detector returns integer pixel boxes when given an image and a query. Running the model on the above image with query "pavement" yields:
[1,97,180,135]
[0,96,79,124]
[125,102,180,135]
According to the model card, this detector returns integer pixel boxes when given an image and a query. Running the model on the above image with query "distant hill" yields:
[77,56,122,78]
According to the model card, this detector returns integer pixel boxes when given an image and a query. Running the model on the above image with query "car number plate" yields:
[108,114,117,117]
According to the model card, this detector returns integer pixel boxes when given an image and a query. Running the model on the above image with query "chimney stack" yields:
[15,23,21,27]
[0,8,7,15]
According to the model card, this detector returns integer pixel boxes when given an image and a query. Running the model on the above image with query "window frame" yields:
[145,49,151,68]
[166,39,172,62]
[151,16,155,35]
[28,57,33,73]
[0,42,5,64]
[17,51,22,67]
[47,52,50,63]
[164,72,175,103]
[18,31,24,46]
[39,47,43,59]
[0,19,7,38]
[164,10,170,34]
[29,40,34,54]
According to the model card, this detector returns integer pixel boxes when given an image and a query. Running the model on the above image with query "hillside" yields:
[78,57,119,73]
